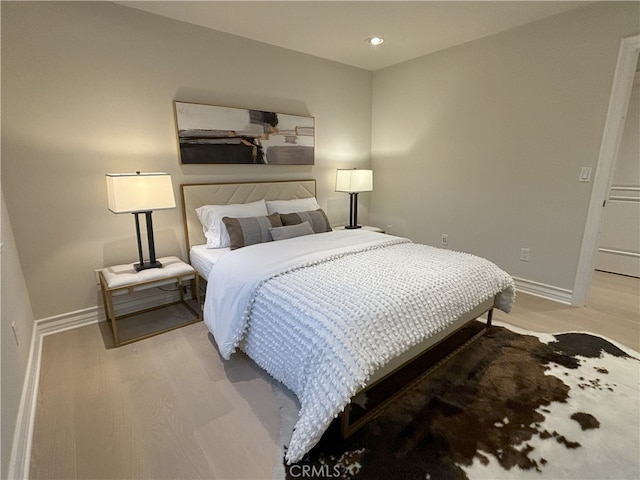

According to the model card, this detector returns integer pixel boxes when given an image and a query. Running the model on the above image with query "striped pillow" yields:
[222,213,283,250]
[280,209,332,233]
[270,221,315,241]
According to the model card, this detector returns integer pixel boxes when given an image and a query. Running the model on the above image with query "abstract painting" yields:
[174,101,314,165]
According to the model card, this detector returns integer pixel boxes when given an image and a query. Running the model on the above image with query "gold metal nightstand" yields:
[98,256,202,346]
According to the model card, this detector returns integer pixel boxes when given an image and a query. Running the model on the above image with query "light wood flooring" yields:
[493,270,640,352]
[29,271,639,479]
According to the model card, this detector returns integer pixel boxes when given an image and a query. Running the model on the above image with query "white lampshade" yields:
[335,169,373,193]
[106,172,176,213]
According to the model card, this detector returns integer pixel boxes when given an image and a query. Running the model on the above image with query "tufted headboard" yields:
[180,179,317,255]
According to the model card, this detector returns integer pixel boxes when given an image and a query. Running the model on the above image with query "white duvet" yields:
[204,230,515,463]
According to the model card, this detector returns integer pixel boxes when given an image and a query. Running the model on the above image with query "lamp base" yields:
[134,260,163,272]
[344,225,362,229]
[132,211,163,272]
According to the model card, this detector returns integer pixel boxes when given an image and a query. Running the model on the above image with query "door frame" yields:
[573,34,640,306]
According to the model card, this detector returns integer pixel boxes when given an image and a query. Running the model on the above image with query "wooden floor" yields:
[29,271,639,479]
[493,270,640,352]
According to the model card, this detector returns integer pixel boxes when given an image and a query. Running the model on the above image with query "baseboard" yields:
[8,287,185,479]
[8,322,41,480]
[512,276,573,305]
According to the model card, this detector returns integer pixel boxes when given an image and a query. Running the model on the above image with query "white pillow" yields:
[266,197,320,214]
[196,199,268,248]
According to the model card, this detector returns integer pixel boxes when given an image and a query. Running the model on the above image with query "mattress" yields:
[189,244,230,279]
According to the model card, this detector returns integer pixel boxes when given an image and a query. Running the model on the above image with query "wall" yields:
[370,1,640,297]
[1,1,372,320]
[1,190,36,479]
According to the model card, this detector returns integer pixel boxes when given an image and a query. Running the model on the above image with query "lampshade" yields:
[335,169,373,193]
[106,172,176,213]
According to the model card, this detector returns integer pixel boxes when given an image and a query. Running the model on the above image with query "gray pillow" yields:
[222,213,283,250]
[269,221,315,241]
[279,209,332,233]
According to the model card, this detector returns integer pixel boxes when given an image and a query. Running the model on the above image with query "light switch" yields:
[579,167,593,182]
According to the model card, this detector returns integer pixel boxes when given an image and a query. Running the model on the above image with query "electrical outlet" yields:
[11,321,19,346]
[520,248,530,262]
[386,224,393,234]
[441,234,448,246]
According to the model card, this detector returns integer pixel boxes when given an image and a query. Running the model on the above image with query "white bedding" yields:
[203,229,515,463]
[189,244,230,279]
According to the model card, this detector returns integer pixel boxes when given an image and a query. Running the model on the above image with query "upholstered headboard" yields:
[181,179,317,253]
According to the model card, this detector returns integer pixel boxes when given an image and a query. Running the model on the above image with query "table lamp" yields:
[106,172,176,271]
[335,168,373,229]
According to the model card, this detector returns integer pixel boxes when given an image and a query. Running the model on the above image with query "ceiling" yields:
[118,1,590,71]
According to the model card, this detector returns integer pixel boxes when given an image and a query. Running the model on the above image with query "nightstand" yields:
[98,256,202,347]
[333,225,385,233]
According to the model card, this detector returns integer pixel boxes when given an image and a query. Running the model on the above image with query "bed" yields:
[180,179,515,464]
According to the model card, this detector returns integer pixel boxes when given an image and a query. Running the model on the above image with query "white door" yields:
[595,71,640,278]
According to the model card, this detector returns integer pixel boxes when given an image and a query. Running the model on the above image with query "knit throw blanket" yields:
[224,239,516,463]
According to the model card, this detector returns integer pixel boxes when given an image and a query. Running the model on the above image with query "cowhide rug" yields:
[276,321,639,480]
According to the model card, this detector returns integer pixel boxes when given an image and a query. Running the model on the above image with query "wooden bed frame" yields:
[180,179,495,437]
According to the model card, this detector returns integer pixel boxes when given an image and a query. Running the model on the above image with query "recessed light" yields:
[366,36,384,46]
